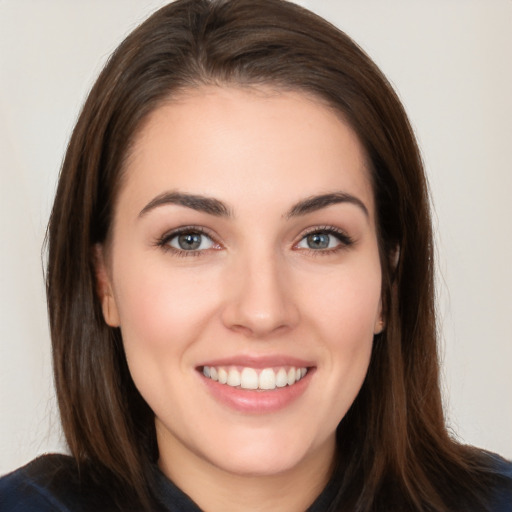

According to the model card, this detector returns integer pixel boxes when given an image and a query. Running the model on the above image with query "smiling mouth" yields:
[201,365,309,391]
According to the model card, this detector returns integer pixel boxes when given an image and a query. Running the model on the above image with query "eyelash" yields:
[295,226,354,255]
[154,226,219,257]
[154,225,354,257]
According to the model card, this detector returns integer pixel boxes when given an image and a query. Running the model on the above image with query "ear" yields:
[373,298,384,335]
[373,244,400,335]
[92,244,120,327]
[391,245,400,278]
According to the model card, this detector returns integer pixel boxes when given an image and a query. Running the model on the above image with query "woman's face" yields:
[97,86,383,481]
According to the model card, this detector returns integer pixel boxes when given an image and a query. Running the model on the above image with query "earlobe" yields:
[374,317,385,335]
[102,292,121,328]
[392,245,400,269]
[92,244,120,327]
[373,299,385,335]
[373,244,400,335]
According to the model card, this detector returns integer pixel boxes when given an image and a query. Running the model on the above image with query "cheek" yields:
[303,262,382,339]
[299,260,381,404]
[112,260,222,362]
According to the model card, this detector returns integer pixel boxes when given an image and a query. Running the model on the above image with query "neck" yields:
[157,433,336,512]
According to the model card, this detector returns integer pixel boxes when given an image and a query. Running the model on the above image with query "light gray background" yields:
[1,0,511,475]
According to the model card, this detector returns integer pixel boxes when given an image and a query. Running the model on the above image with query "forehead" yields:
[119,86,374,218]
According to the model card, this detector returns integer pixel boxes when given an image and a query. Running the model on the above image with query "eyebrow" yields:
[139,191,231,218]
[285,192,369,219]
[139,190,368,219]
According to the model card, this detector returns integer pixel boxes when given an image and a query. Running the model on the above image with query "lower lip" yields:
[200,369,314,414]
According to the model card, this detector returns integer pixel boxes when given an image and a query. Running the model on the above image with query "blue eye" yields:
[305,233,332,249]
[296,229,353,251]
[166,231,215,251]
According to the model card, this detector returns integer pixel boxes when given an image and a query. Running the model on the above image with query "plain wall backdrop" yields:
[1,0,511,475]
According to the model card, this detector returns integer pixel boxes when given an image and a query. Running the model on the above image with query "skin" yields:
[96,86,383,512]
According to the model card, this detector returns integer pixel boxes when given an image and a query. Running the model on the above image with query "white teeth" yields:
[240,367,259,389]
[276,368,288,388]
[202,365,308,390]
[227,368,241,387]
[259,368,276,390]
[218,367,227,384]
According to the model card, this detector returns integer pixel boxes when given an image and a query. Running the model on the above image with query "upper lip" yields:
[197,355,315,369]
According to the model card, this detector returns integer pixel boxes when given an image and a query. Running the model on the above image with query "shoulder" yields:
[486,453,512,511]
[0,454,77,511]
[0,454,120,512]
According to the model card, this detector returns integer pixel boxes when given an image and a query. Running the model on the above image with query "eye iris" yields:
[178,233,202,250]
[307,233,330,249]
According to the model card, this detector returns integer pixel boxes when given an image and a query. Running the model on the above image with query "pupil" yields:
[178,233,201,250]
[307,233,329,249]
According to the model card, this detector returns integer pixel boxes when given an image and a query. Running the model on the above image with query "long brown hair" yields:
[46,0,499,509]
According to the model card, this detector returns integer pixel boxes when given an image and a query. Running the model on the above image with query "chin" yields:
[199,425,332,478]
[209,448,307,478]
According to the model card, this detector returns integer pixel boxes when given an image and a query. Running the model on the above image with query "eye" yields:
[299,232,336,250]
[168,231,215,251]
[296,228,353,251]
[156,227,219,254]
[297,232,339,250]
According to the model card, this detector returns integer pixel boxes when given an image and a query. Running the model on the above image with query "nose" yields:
[220,251,300,338]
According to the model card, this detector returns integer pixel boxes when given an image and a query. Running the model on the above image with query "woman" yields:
[1,0,510,510]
